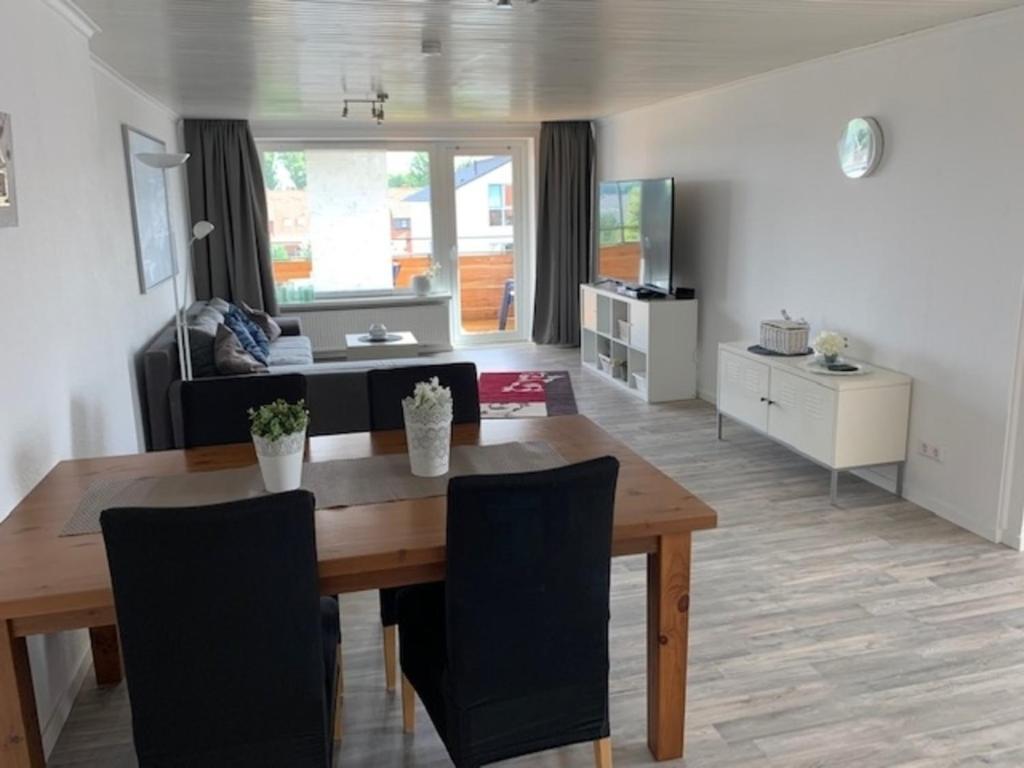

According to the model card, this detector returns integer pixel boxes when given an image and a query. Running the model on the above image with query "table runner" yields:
[61,441,565,537]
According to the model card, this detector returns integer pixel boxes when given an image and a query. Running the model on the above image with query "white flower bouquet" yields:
[402,376,452,414]
[421,260,442,280]
[813,331,848,363]
[402,377,454,477]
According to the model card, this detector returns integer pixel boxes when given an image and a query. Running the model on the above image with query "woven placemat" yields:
[61,441,565,537]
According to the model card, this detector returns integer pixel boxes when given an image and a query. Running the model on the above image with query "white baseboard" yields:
[42,645,92,758]
[853,466,1001,544]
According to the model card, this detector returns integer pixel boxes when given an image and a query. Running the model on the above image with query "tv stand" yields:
[580,283,698,402]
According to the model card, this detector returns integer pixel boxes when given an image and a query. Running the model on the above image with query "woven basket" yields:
[759,310,809,354]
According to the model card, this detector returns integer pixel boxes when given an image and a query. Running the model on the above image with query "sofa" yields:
[141,301,425,450]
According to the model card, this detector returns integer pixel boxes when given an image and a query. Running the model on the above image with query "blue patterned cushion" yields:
[223,309,269,365]
[224,305,270,358]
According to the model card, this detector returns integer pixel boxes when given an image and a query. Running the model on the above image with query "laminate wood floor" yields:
[49,345,1024,767]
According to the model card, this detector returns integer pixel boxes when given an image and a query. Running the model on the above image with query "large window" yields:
[259,141,532,343]
[262,148,433,302]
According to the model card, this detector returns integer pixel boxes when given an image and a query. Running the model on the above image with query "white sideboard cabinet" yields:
[716,341,912,504]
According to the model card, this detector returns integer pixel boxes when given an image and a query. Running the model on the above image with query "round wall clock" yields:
[838,117,884,179]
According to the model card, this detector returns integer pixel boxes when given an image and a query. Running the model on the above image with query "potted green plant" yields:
[402,377,453,477]
[248,399,309,492]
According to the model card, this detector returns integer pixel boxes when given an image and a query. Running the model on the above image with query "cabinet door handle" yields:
[760,397,776,406]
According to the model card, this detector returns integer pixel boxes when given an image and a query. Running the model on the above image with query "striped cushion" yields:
[223,309,268,365]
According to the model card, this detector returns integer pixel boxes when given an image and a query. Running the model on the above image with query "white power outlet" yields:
[918,441,943,462]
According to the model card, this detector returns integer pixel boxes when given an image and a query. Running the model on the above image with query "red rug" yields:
[479,371,578,419]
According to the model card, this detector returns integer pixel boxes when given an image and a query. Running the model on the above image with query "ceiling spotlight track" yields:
[341,92,389,124]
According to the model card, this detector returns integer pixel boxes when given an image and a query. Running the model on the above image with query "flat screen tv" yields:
[597,177,674,294]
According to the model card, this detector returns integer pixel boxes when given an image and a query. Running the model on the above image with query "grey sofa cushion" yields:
[241,301,282,342]
[208,297,231,314]
[214,324,268,375]
[267,336,314,367]
[187,307,225,378]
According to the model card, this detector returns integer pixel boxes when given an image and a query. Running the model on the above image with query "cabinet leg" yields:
[829,470,839,506]
[716,412,723,441]
[895,463,905,499]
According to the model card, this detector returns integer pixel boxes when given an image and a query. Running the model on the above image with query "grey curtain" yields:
[184,119,278,314]
[532,121,595,346]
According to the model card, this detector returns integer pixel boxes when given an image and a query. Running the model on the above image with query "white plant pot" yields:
[402,400,453,477]
[252,429,306,493]
[412,274,432,297]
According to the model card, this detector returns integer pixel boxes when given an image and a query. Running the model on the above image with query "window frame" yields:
[258,140,447,302]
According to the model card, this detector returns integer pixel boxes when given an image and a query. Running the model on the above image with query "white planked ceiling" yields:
[75,0,1023,123]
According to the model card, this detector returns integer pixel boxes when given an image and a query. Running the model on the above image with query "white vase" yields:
[252,429,306,492]
[412,274,431,297]
[402,400,453,477]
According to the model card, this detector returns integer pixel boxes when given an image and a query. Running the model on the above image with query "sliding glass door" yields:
[445,145,530,345]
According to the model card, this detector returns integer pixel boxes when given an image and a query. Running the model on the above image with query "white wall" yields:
[0,0,186,752]
[597,7,1024,546]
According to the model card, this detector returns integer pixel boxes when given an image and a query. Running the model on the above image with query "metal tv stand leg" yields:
[716,411,724,441]
[895,462,905,499]
[830,470,840,506]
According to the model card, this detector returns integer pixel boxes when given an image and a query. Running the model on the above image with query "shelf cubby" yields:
[579,283,698,403]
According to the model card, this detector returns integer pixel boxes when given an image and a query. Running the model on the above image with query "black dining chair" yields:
[178,373,307,448]
[367,362,481,431]
[397,457,620,768]
[100,491,342,768]
[366,362,480,690]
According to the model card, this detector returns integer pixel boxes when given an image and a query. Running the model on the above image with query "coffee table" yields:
[344,331,420,360]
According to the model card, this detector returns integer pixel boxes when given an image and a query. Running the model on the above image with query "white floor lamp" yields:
[136,152,214,382]
[179,220,216,380]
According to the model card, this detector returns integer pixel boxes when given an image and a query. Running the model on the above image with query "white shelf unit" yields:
[580,284,698,402]
[716,341,912,504]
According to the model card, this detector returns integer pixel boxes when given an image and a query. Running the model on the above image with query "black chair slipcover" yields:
[179,373,306,448]
[100,490,339,767]
[398,456,620,767]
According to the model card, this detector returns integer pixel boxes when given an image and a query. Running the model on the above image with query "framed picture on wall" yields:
[122,124,176,292]
[0,112,17,228]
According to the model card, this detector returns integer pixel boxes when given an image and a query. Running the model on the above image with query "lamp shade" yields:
[136,152,190,169]
[192,221,215,241]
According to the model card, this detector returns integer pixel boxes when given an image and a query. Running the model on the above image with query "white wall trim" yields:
[704,395,1003,545]
[40,643,91,758]
[596,3,1024,122]
[996,274,1024,550]
[90,53,181,122]
[42,0,100,40]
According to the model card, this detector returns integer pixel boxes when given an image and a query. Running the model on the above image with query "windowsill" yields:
[280,293,453,312]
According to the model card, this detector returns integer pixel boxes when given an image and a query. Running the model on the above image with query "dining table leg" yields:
[646,532,692,761]
[89,626,122,687]
[1,620,45,768]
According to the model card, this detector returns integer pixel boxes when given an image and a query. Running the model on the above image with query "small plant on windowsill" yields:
[248,399,309,492]
[412,260,442,297]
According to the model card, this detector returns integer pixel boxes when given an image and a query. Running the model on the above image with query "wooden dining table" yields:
[0,414,717,767]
